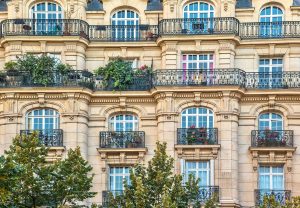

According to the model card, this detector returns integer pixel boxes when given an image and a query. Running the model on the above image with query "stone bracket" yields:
[175,145,220,160]
[97,148,148,165]
[249,147,297,172]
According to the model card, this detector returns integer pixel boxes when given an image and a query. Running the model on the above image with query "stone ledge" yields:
[97,148,148,164]
[175,144,221,160]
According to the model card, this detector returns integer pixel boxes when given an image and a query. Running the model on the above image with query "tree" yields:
[49,147,96,206]
[104,142,218,208]
[0,133,96,207]
[259,195,300,208]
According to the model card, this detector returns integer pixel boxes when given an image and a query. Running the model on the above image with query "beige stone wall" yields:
[0,0,300,207]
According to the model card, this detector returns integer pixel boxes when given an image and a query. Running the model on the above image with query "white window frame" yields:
[109,166,130,192]
[260,6,284,23]
[259,58,283,73]
[109,114,138,131]
[26,109,60,130]
[182,54,214,70]
[259,166,284,190]
[181,107,214,128]
[30,2,63,19]
[181,159,214,186]
[183,1,214,18]
[258,113,283,131]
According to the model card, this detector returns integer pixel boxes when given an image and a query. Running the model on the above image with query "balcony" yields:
[153,68,245,87]
[1,19,89,38]
[251,130,293,148]
[97,131,147,164]
[255,189,291,206]
[249,130,296,171]
[0,70,94,89]
[245,72,300,89]
[240,21,300,39]
[94,73,152,91]
[20,129,63,147]
[102,190,123,207]
[102,187,219,206]
[197,186,219,203]
[175,128,220,160]
[159,17,239,36]
[89,24,158,41]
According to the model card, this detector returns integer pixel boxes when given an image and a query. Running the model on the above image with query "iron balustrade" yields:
[94,73,152,91]
[99,131,145,148]
[240,21,300,39]
[102,187,219,206]
[152,68,246,87]
[20,129,63,147]
[245,72,300,89]
[251,130,293,148]
[177,128,218,145]
[0,70,95,89]
[197,186,219,203]
[1,19,89,37]
[159,17,239,36]
[255,189,291,206]
[89,25,159,41]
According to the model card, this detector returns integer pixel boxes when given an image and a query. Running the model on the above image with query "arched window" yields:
[111,9,139,40]
[30,2,63,34]
[258,113,283,131]
[26,108,60,130]
[259,6,283,37]
[109,114,138,131]
[182,2,214,34]
[183,1,214,18]
[181,107,214,128]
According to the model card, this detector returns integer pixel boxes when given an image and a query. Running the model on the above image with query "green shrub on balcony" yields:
[4,54,72,86]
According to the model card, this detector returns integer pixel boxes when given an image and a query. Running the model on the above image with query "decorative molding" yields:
[45,147,66,162]
[175,145,220,160]
[90,98,119,103]
[249,147,296,172]
[241,96,269,102]
[127,98,156,103]
[97,148,147,165]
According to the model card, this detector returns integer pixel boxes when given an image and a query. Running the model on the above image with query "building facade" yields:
[0,0,300,207]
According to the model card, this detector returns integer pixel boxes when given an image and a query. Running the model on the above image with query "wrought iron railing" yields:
[245,72,300,89]
[251,130,293,147]
[89,25,159,41]
[99,131,145,148]
[20,129,63,147]
[102,190,123,207]
[153,68,245,87]
[255,189,291,206]
[1,19,89,37]
[94,73,152,91]
[159,17,239,35]
[240,21,300,39]
[0,70,94,89]
[197,186,219,203]
[177,128,218,145]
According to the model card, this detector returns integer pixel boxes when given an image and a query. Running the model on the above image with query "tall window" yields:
[182,2,214,34]
[258,58,283,88]
[30,2,63,34]
[183,161,211,186]
[109,167,130,194]
[259,166,284,190]
[181,107,214,128]
[259,6,283,37]
[111,10,139,40]
[109,114,138,131]
[26,109,60,130]
[258,113,283,131]
[181,54,214,85]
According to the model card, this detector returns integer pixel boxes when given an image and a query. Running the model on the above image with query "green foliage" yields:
[4,54,72,86]
[0,133,95,207]
[49,147,96,206]
[94,58,134,90]
[94,58,152,90]
[104,142,218,208]
[284,196,300,208]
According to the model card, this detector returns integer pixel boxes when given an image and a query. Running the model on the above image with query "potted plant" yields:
[5,61,19,76]
[94,58,135,90]
[186,125,198,144]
